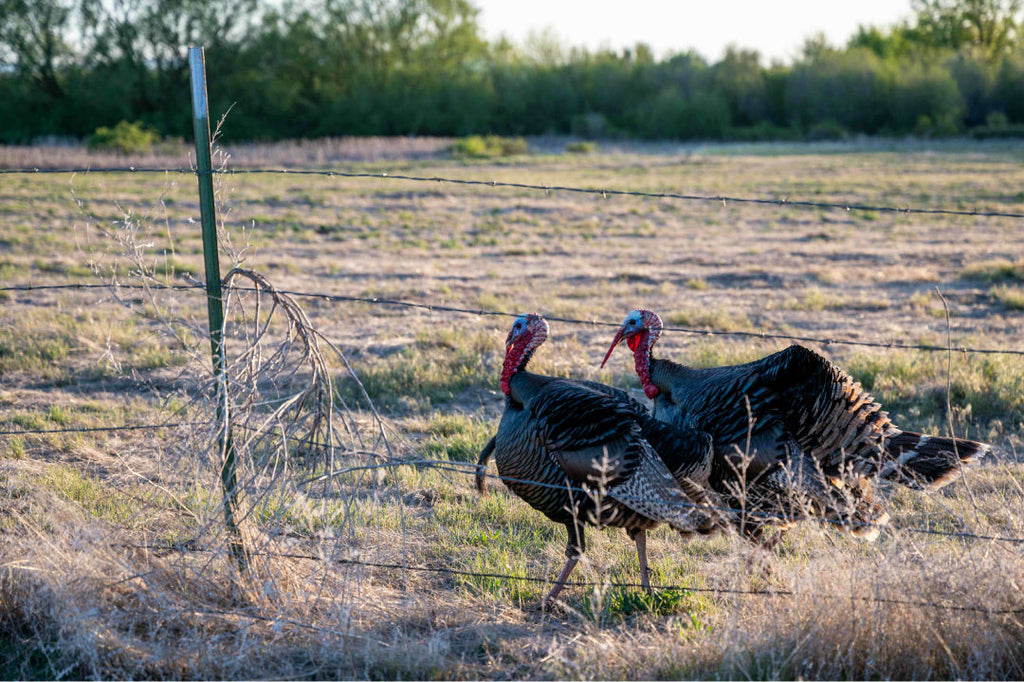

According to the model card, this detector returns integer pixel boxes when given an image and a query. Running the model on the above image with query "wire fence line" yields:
[4,281,1024,357]
[5,162,1023,599]
[5,161,1024,357]
[369,458,1024,547]
[121,541,1024,616]
[1,393,1015,544]
[0,421,209,436]
[4,164,1024,221]
[5,403,1014,547]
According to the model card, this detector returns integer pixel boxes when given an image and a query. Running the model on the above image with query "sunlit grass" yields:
[783,286,844,312]
[336,328,500,413]
[990,284,1024,310]
[2,143,1024,679]
[961,258,1024,283]
[664,307,753,331]
[38,465,140,526]
[845,350,1024,436]
[413,412,495,463]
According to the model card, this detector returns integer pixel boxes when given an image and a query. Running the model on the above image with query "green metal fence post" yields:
[188,46,247,574]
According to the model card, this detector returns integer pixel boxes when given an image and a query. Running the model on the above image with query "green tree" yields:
[785,47,891,134]
[848,24,921,59]
[94,0,258,133]
[912,0,1023,57]
[993,54,1024,121]
[711,46,767,126]
[890,60,964,133]
[0,0,76,98]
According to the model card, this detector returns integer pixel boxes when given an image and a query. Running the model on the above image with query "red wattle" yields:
[499,378,510,394]
[643,383,660,399]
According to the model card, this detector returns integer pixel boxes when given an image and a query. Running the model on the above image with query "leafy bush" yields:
[785,49,889,134]
[987,111,1009,127]
[641,88,729,140]
[728,122,798,141]
[890,63,963,134]
[88,121,159,154]
[570,112,615,138]
[970,111,1024,138]
[806,119,848,140]
[971,124,1024,138]
[565,141,597,154]
[450,135,528,158]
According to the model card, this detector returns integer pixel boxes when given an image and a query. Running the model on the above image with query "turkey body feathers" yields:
[648,344,987,488]
[496,371,714,534]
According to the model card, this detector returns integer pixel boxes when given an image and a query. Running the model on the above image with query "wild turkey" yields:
[475,313,723,608]
[602,308,990,543]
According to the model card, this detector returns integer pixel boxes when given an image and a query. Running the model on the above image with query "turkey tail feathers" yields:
[880,431,989,490]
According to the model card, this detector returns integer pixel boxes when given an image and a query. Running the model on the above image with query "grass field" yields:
[1,138,1023,679]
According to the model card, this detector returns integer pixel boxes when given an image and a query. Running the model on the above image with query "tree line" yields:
[2,0,1024,144]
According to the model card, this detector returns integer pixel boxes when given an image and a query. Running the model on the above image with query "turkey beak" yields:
[600,328,625,368]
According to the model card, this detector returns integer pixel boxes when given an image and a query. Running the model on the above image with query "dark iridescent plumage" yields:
[605,309,990,542]
[476,313,723,608]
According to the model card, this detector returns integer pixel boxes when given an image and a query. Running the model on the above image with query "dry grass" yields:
[2,138,1024,678]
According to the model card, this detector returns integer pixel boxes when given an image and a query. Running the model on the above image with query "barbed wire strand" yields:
[4,281,1023,357]
[3,165,1024,220]
[12,405,1005,546]
[3,167,1022,566]
[0,421,210,436]
[330,456,1024,546]
[4,405,1014,545]
[125,541,1023,616]
[217,421,1015,546]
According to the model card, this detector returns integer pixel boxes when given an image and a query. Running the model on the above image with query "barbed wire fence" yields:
[2,161,1023,614]
[2,54,1023,655]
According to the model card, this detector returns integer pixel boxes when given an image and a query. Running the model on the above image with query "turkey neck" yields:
[628,330,663,399]
[645,356,698,399]
[505,370,553,407]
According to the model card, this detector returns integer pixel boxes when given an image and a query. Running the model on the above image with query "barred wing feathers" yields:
[521,378,717,533]
[656,344,987,489]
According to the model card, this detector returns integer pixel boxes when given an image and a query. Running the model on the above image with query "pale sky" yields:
[474,0,915,63]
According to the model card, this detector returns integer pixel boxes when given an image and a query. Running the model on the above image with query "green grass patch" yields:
[989,284,1024,310]
[580,586,710,621]
[47,405,70,425]
[4,437,26,459]
[677,340,781,370]
[907,290,947,317]
[845,350,1024,435]
[0,309,186,378]
[960,258,1024,283]
[684,277,709,290]
[450,135,528,158]
[337,328,498,413]
[30,258,94,278]
[784,287,843,311]
[417,413,494,463]
[0,323,71,376]
[5,412,48,430]
[0,258,26,279]
[433,492,555,604]
[565,141,598,154]
[39,465,138,525]
[665,308,752,331]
